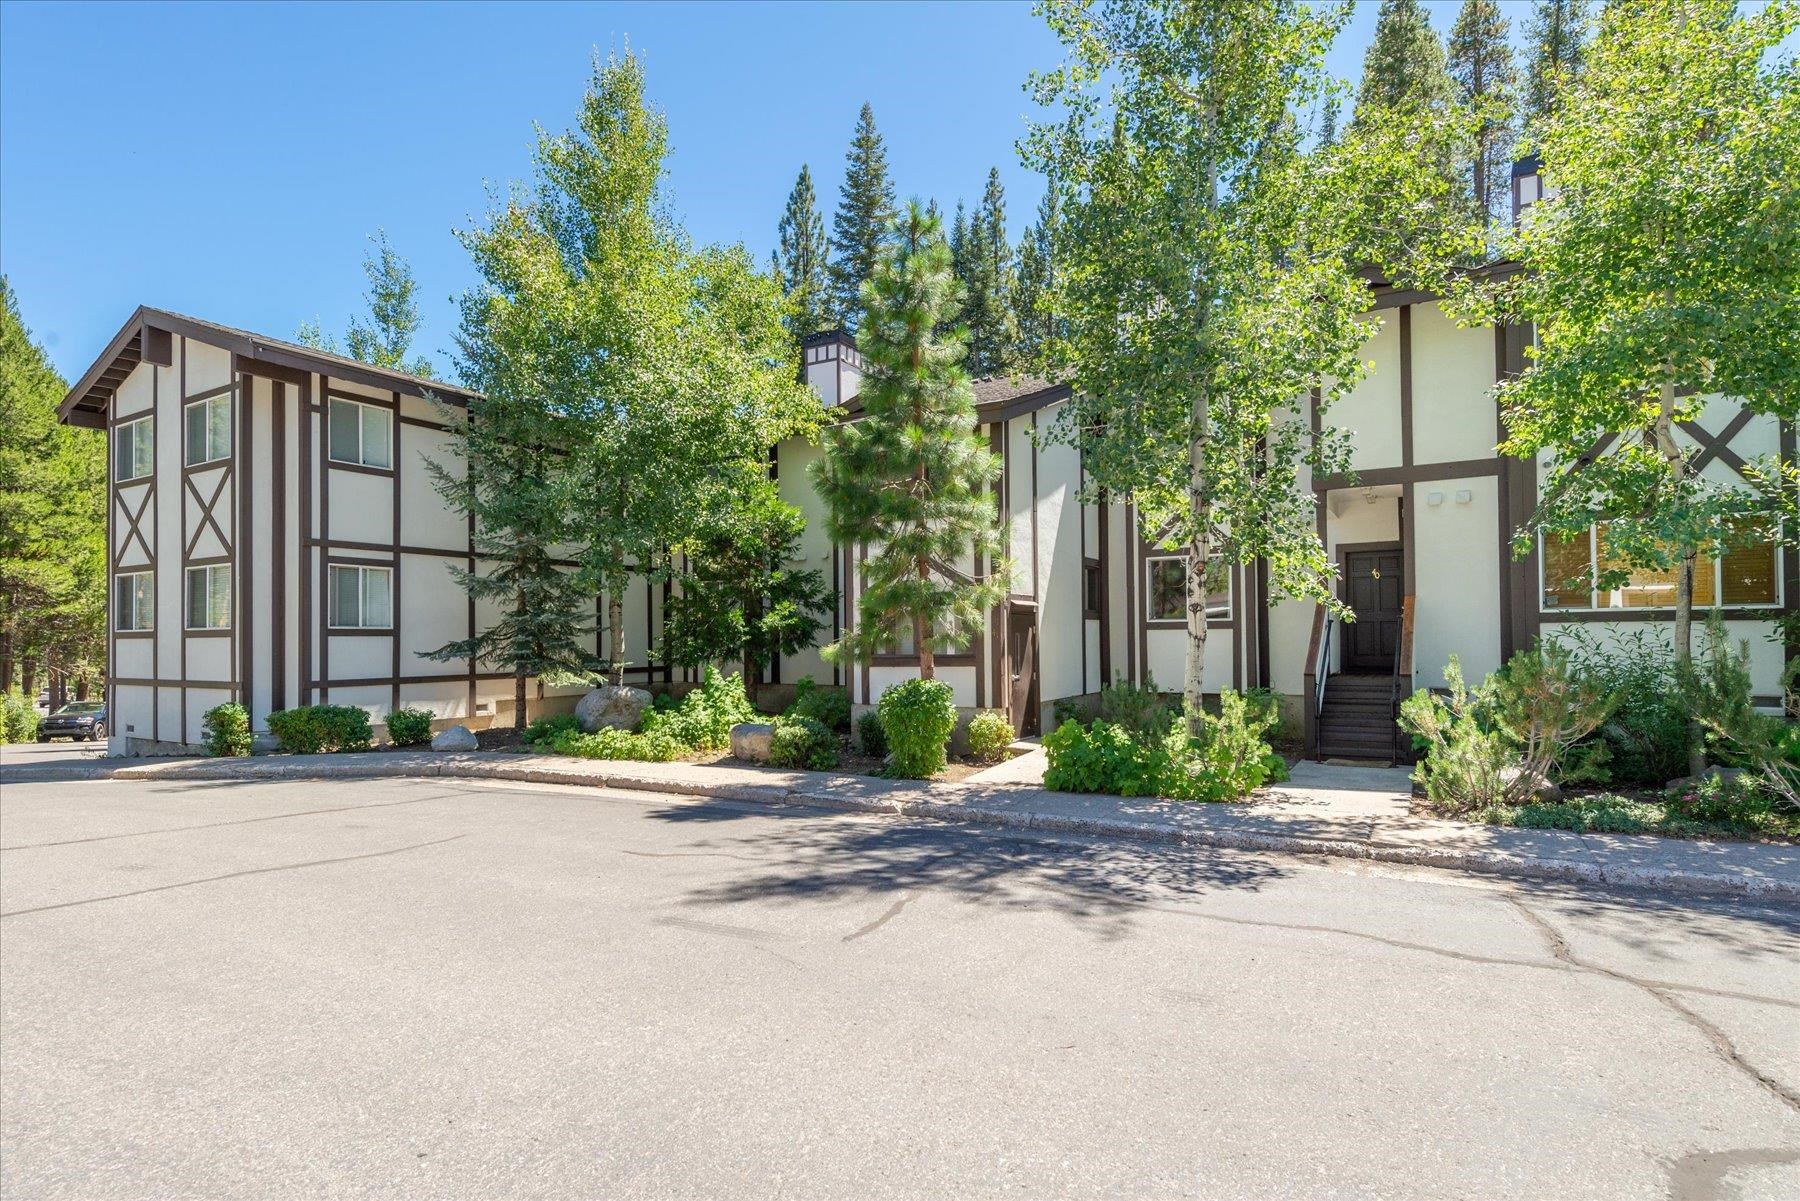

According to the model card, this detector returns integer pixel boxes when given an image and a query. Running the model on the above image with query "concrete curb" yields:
[104,755,1799,903]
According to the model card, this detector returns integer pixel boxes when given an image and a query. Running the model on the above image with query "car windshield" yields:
[55,703,104,715]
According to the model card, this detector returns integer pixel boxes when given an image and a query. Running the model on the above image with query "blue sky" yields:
[4,1,1510,384]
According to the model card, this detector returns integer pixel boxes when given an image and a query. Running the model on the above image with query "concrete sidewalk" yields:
[83,747,1800,902]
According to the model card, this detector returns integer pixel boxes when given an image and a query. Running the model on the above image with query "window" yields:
[185,565,231,630]
[329,564,393,629]
[114,417,154,482]
[1083,559,1103,618]
[114,571,154,631]
[1541,524,1780,610]
[328,397,392,468]
[183,393,231,465]
[1146,556,1230,621]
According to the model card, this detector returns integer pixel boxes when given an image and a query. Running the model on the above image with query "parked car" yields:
[37,701,107,742]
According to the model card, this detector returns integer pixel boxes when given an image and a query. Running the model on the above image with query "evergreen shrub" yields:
[967,710,1015,762]
[769,715,839,771]
[385,708,434,747]
[2,690,39,744]
[878,678,957,779]
[267,705,374,754]
[201,703,251,757]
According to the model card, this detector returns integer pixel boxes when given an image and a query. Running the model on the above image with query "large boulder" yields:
[730,722,775,763]
[575,684,653,733]
[431,724,478,752]
[1666,766,1745,793]
[1500,765,1562,804]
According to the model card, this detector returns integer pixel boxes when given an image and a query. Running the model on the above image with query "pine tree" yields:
[1522,0,1591,129]
[0,279,105,698]
[298,231,433,377]
[963,168,1018,377]
[1316,92,1341,150]
[948,201,972,305]
[1448,0,1517,227]
[1013,184,1060,370]
[1354,0,1470,223]
[827,104,898,331]
[774,164,831,338]
[811,202,1009,679]
[660,481,836,703]
[1354,0,1455,117]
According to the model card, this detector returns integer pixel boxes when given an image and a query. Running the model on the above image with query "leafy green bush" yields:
[2,690,40,744]
[1098,673,1173,742]
[878,678,957,779]
[967,710,1015,763]
[551,726,684,762]
[385,707,434,747]
[201,703,251,757]
[1555,627,1685,786]
[769,714,839,771]
[523,713,581,749]
[640,669,756,752]
[1665,772,1800,837]
[1043,691,1281,801]
[266,705,374,754]
[789,676,850,732]
[1044,718,1185,796]
[1676,618,1800,813]
[856,709,888,759]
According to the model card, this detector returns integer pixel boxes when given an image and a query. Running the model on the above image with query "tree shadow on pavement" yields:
[639,796,1295,941]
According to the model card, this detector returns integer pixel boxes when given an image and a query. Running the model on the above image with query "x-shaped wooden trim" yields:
[114,484,153,568]
[183,467,233,560]
[1683,408,1754,476]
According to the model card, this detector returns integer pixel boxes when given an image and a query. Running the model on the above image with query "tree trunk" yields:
[0,629,13,693]
[743,648,760,705]
[1653,369,1705,776]
[915,605,934,680]
[21,657,36,702]
[608,588,626,687]
[514,671,527,730]
[1183,105,1218,740]
[607,546,627,687]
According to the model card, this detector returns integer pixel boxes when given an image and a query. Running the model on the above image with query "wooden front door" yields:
[1007,604,1040,736]
[1343,548,1403,671]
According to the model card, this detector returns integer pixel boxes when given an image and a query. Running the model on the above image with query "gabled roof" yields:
[58,306,476,429]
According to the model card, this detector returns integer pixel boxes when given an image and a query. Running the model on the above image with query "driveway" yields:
[2,771,1797,1199]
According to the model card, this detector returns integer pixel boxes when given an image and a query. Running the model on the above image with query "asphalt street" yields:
[2,752,1797,1199]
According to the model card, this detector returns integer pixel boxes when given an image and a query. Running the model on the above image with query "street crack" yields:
[1506,894,1800,1117]
[843,892,920,942]
[1,835,466,918]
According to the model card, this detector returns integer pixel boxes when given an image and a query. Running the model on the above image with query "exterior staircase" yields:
[1315,673,1406,762]
[1302,595,1416,766]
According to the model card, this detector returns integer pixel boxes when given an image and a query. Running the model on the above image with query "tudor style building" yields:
[60,165,1794,757]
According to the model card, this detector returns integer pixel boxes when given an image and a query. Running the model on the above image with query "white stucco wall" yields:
[1411,475,1503,688]
[1410,302,1499,466]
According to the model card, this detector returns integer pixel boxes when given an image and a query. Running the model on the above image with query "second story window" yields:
[114,416,154,482]
[115,571,154,631]
[328,397,392,469]
[183,393,231,466]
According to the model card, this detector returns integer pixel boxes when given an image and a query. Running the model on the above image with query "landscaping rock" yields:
[730,722,775,763]
[430,724,478,752]
[575,685,653,733]
[1501,766,1562,804]
[1666,766,1745,793]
